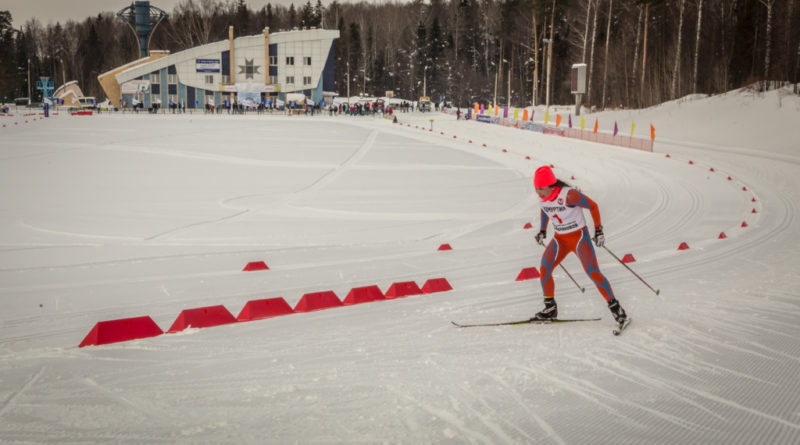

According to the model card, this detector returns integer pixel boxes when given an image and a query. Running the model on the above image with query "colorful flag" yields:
[523,109,529,121]
[581,116,586,130]
[650,124,655,140]
[556,114,562,127]
[513,108,519,119]
[480,104,485,114]
[474,103,479,114]
[613,121,618,136]
[530,109,535,121]
[593,118,598,134]
[568,114,572,128]
[503,106,508,118]
[631,122,636,137]
[545,111,550,125]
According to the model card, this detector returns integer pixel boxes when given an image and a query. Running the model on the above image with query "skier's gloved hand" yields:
[535,230,547,246]
[593,225,605,247]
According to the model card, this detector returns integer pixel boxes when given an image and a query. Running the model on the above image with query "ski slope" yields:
[1,87,799,444]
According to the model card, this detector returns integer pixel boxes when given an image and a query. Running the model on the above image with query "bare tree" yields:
[640,1,650,99]
[545,0,556,110]
[601,0,613,109]
[587,0,599,103]
[758,0,775,89]
[692,0,704,93]
[671,0,686,99]
[166,0,222,49]
[631,4,643,83]
[582,0,593,62]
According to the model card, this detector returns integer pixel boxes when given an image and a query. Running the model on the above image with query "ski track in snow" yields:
[1,93,800,444]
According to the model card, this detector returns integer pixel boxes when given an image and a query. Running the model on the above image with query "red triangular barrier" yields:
[689,160,694,165]
[294,291,342,312]
[710,167,715,172]
[741,221,748,227]
[523,222,533,229]
[742,186,748,191]
[236,297,294,321]
[167,305,237,333]
[752,197,757,202]
[343,285,385,305]
[243,261,269,271]
[677,242,690,251]
[516,267,541,281]
[438,243,453,251]
[385,281,423,299]
[79,316,163,347]
[751,208,757,213]
[718,232,727,239]
[622,254,636,263]
[727,176,732,180]
[422,278,453,294]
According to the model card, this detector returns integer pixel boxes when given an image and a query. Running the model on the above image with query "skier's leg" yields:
[539,238,571,297]
[575,227,616,302]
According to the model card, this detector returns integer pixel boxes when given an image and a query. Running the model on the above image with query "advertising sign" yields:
[120,80,150,94]
[196,59,221,73]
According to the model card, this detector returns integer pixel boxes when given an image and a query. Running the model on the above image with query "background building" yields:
[98,27,339,109]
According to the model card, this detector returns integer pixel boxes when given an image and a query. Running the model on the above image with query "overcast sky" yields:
[5,0,365,28]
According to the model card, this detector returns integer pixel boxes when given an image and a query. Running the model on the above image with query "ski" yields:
[612,318,632,336]
[451,318,601,328]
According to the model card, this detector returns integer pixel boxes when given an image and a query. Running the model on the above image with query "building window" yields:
[205,75,214,84]
[286,56,294,65]
[151,72,160,84]
[304,57,312,66]
[269,56,277,65]
[269,75,277,84]
[286,76,295,84]
[222,75,230,84]
[303,76,312,85]
[168,74,177,84]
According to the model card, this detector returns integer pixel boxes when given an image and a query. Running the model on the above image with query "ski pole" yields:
[603,246,660,295]
[559,264,586,293]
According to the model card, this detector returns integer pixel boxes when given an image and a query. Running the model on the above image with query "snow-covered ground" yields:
[1,87,799,444]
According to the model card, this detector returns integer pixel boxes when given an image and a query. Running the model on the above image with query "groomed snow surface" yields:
[1,87,799,443]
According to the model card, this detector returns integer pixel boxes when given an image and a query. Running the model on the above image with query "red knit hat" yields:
[533,166,557,188]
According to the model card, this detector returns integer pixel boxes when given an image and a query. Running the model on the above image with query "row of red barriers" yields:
[666,153,758,251]
[79,278,453,347]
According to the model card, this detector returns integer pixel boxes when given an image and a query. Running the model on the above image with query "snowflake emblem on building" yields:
[238,59,261,79]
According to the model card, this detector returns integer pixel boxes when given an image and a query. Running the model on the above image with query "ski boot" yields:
[532,297,558,321]
[608,299,627,323]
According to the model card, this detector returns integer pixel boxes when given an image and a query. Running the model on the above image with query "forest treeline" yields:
[1,0,798,109]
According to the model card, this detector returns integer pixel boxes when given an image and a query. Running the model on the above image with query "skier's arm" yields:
[539,209,549,231]
[566,189,601,228]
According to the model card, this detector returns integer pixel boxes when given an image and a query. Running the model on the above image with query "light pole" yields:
[423,65,428,98]
[346,61,350,107]
[27,58,31,105]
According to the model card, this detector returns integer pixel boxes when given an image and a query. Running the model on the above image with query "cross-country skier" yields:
[531,165,628,324]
